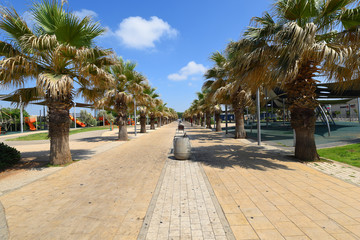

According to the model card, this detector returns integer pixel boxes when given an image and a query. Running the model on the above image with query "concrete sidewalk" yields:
[187,124,360,240]
[1,122,360,240]
[0,123,176,239]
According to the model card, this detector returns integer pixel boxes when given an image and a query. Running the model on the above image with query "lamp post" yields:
[134,98,137,136]
[225,105,228,134]
[358,97,360,123]
[256,88,261,146]
[20,95,23,133]
[283,98,286,125]
[103,107,105,126]
[74,103,77,129]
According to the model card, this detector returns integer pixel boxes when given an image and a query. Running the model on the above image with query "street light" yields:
[134,98,137,136]
[256,88,261,146]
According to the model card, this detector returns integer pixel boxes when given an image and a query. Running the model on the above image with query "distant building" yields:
[329,98,359,119]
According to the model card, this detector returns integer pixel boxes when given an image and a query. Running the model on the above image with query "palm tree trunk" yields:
[117,105,128,141]
[150,114,156,129]
[157,117,161,127]
[215,112,221,132]
[206,111,211,129]
[291,108,319,161]
[233,103,246,139]
[48,101,72,165]
[286,61,320,161]
[140,113,146,133]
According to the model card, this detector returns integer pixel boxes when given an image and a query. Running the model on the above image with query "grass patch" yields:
[318,143,360,168]
[6,126,110,141]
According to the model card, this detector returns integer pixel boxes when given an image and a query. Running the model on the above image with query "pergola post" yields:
[213,113,216,129]
[44,106,46,130]
[20,95,23,133]
[225,105,228,134]
[134,98,137,136]
[256,88,261,146]
[283,98,286,125]
[357,97,360,123]
[74,103,77,129]
[103,107,105,126]
[349,104,351,122]
[246,106,249,125]
[265,88,268,127]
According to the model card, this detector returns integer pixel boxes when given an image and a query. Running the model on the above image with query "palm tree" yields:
[0,1,112,165]
[94,57,144,141]
[230,0,359,160]
[204,51,252,138]
[136,83,155,133]
[147,89,161,130]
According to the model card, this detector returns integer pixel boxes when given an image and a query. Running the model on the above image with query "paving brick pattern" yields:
[187,124,360,240]
[143,159,233,240]
[307,161,360,186]
[0,124,176,240]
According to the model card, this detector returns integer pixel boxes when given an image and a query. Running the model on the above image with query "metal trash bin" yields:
[178,123,184,131]
[173,134,191,160]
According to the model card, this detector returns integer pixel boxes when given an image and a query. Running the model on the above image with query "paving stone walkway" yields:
[0,123,175,239]
[187,124,360,240]
[2,122,360,240]
[139,159,234,240]
[307,161,360,186]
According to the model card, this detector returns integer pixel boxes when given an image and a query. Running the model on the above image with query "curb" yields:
[0,201,9,240]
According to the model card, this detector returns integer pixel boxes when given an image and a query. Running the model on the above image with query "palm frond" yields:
[0,6,33,43]
[37,73,73,99]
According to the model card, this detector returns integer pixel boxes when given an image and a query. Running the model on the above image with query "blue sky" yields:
[1,0,273,115]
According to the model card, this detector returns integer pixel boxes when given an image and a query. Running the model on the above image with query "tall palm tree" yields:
[96,57,144,141]
[0,1,112,165]
[147,88,161,130]
[230,0,360,160]
[135,83,154,133]
[205,51,252,138]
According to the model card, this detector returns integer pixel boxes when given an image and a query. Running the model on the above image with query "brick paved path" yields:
[2,122,360,240]
[187,124,360,240]
[307,161,360,186]
[0,123,176,239]
[140,159,234,240]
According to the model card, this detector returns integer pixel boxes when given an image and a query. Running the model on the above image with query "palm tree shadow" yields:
[20,149,97,163]
[191,145,295,171]
[186,129,295,171]
[73,136,118,142]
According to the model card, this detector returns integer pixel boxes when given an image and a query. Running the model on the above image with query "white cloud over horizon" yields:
[168,61,207,81]
[72,10,177,50]
[112,16,178,49]
[74,9,98,19]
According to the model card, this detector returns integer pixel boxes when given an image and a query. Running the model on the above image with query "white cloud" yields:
[113,16,178,49]
[168,61,207,81]
[74,9,98,19]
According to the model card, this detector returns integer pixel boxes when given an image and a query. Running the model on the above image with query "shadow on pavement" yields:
[20,149,97,163]
[72,136,118,142]
[186,128,295,172]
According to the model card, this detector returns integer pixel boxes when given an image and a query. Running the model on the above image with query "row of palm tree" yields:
[0,0,177,165]
[185,0,360,161]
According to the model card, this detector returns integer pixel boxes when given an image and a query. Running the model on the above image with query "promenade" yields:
[0,122,360,239]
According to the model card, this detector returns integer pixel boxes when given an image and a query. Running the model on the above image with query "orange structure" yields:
[98,116,110,125]
[127,118,135,126]
[69,115,86,127]
[25,117,36,131]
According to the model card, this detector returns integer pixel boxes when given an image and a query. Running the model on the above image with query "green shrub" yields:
[0,143,21,170]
